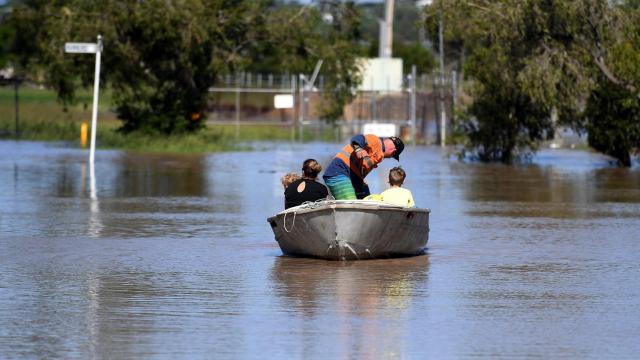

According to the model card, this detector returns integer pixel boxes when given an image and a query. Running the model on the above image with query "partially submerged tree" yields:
[425,0,640,165]
[578,2,640,165]
[585,80,640,166]
[425,0,586,162]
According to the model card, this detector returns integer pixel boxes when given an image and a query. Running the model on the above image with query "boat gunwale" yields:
[267,200,430,221]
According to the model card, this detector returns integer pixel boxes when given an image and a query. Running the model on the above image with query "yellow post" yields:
[80,122,88,147]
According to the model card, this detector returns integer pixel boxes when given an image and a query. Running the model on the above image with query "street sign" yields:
[274,94,294,109]
[63,35,103,186]
[65,42,99,54]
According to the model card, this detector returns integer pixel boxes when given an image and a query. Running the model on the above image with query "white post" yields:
[89,35,102,166]
[65,36,102,200]
[410,65,417,146]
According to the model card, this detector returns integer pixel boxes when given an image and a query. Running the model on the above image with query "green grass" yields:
[0,85,338,153]
[98,123,297,153]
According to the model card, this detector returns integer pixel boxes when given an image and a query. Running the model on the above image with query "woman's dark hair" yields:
[388,167,406,186]
[302,159,322,178]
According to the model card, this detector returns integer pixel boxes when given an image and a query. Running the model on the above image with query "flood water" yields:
[1,140,639,359]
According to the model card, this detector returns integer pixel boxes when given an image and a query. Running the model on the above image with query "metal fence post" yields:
[14,77,20,139]
[235,87,240,139]
[298,74,304,142]
[452,70,457,124]
[291,76,296,142]
[411,65,417,146]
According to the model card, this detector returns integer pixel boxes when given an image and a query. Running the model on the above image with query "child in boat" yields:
[366,167,415,207]
[281,172,301,189]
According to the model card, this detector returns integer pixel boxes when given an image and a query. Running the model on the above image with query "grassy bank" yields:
[0,85,336,152]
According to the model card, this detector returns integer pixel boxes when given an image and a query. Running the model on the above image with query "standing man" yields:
[323,134,404,200]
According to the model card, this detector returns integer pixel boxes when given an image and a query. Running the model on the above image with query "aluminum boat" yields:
[267,200,430,260]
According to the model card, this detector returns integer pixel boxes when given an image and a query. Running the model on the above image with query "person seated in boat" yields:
[365,167,415,207]
[323,134,405,200]
[280,172,301,189]
[281,172,302,208]
[284,159,329,209]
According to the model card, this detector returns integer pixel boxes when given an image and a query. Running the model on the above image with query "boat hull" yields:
[267,200,430,260]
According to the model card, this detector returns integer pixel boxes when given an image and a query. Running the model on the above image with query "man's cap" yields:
[389,136,404,161]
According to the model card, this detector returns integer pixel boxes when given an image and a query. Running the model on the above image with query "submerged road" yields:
[1,140,639,359]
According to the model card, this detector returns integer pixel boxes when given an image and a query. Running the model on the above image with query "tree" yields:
[585,80,640,166]
[252,2,364,121]
[103,0,267,134]
[9,0,269,134]
[313,1,364,121]
[8,0,366,130]
[425,1,585,162]
[0,4,13,70]
[425,0,640,165]
[581,2,640,165]
[258,1,365,121]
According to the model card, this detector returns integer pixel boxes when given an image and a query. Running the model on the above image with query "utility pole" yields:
[383,0,395,58]
[379,0,395,58]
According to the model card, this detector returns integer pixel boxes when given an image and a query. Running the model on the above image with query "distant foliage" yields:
[0,12,12,70]
[261,2,364,122]
[585,81,640,167]
[6,0,364,133]
[426,0,640,166]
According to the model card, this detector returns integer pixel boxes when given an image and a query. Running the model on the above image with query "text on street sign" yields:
[65,43,99,54]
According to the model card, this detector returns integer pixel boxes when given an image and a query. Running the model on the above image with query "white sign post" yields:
[66,35,102,200]
[65,35,102,167]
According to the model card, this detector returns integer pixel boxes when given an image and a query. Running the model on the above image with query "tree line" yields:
[1,0,639,166]
[2,0,372,134]
[0,1,432,132]
[425,0,640,166]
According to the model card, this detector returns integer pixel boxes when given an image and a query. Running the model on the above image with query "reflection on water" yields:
[272,256,429,314]
[110,153,210,198]
[1,141,640,358]
[271,256,429,358]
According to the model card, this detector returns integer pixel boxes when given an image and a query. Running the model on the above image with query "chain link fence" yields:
[206,70,460,144]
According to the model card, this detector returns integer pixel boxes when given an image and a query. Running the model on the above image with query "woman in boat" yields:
[284,159,329,209]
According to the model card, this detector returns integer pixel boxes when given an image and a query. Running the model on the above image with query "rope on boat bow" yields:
[283,211,296,233]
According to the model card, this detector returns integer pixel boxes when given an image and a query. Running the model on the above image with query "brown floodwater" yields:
[1,140,639,359]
